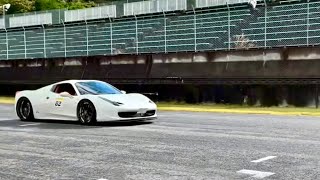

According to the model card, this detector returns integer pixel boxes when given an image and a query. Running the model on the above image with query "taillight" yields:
[15,91,20,96]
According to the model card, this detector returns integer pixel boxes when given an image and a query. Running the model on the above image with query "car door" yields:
[49,83,79,120]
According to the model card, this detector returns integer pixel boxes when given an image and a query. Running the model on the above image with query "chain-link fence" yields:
[0,0,319,60]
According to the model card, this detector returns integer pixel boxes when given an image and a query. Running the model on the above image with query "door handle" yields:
[46,97,49,99]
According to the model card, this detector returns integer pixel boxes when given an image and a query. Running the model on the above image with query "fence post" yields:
[108,16,113,55]
[307,0,309,46]
[134,13,138,54]
[163,10,167,53]
[176,0,178,10]
[85,20,89,56]
[264,0,267,48]
[316,84,319,109]
[23,26,27,59]
[99,6,102,18]
[142,0,145,14]
[61,19,67,58]
[3,7,5,29]
[59,9,61,24]
[227,2,230,50]
[4,28,8,60]
[42,24,46,58]
[192,5,197,52]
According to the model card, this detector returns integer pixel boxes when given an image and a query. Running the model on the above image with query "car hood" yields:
[97,93,152,106]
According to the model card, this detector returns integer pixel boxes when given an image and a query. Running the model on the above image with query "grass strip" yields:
[0,97,15,104]
[1,97,320,116]
[157,102,320,117]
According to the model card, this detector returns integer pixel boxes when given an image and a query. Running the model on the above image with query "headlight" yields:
[99,97,123,106]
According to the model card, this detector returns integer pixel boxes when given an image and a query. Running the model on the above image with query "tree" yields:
[34,0,66,11]
[0,0,35,14]
[67,0,95,10]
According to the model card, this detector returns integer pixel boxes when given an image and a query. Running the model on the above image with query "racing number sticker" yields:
[55,101,62,107]
[55,98,64,107]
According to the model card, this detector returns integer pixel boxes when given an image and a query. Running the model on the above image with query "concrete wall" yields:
[1,47,320,83]
[1,47,320,107]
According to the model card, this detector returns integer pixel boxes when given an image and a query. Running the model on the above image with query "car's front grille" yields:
[118,110,156,118]
[118,112,137,118]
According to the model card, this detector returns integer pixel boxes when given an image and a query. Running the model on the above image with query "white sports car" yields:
[15,80,157,125]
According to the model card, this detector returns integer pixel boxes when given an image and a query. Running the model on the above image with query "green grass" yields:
[157,102,320,116]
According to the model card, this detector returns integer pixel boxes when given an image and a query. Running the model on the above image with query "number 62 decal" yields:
[54,98,63,107]
[55,101,62,107]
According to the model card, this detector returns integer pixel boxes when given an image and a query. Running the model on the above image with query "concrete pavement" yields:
[0,104,319,179]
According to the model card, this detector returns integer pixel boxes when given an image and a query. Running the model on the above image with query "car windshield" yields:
[75,81,122,95]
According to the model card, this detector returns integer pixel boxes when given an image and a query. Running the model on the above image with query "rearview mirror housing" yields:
[121,90,126,94]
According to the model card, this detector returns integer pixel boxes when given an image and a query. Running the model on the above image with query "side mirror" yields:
[60,92,73,98]
[121,90,126,94]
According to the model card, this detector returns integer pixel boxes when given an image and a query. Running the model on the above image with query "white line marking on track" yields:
[251,156,277,163]
[19,123,41,127]
[237,169,275,179]
[0,118,13,121]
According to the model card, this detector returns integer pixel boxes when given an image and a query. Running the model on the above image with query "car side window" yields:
[52,83,77,96]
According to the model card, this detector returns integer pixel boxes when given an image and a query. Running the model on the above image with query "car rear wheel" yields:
[16,97,34,121]
[77,100,97,125]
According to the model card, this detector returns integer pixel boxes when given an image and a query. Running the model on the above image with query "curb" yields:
[0,100,15,104]
[157,107,320,117]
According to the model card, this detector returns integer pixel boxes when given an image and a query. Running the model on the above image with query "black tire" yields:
[77,100,97,125]
[16,97,34,121]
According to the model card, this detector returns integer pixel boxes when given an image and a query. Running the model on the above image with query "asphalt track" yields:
[0,104,319,180]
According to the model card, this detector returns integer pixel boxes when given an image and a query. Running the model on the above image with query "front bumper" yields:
[97,114,157,122]
[96,107,158,122]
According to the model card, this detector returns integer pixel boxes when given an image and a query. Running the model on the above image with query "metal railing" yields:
[9,13,53,28]
[196,0,249,8]
[124,0,187,16]
[0,18,4,29]
[64,5,117,22]
[124,0,156,16]
[0,0,316,61]
[0,0,257,29]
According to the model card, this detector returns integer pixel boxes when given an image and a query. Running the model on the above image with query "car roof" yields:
[35,80,105,91]
[55,79,102,84]
[47,80,105,88]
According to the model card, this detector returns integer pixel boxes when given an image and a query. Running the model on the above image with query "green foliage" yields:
[67,1,95,10]
[0,0,35,14]
[0,0,101,14]
[34,0,65,11]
